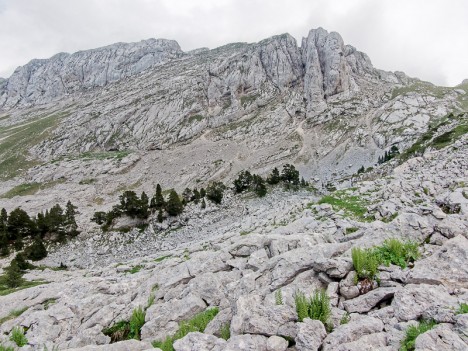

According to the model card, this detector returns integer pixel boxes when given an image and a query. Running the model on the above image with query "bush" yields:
[400,320,436,351]
[129,307,145,340]
[373,238,420,268]
[153,308,219,351]
[351,247,379,283]
[10,326,28,347]
[457,303,468,314]
[233,170,253,193]
[294,290,331,328]
[5,261,24,288]
[206,182,225,204]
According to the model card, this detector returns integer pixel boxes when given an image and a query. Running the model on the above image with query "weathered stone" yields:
[415,325,467,350]
[223,334,269,351]
[173,332,226,351]
[343,287,398,313]
[295,318,327,351]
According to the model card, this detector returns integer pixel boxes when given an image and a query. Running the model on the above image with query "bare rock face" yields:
[414,324,467,351]
[0,38,183,107]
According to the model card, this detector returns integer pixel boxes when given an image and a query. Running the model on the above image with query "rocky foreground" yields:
[0,129,466,350]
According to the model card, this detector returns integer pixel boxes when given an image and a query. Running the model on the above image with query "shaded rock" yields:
[230,294,297,338]
[343,287,398,313]
[295,318,327,351]
[415,325,467,350]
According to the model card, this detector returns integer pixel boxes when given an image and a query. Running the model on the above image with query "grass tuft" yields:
[152,307,219,351]
[10,326,28,347]
[400,320,436,351]
[294,290,331,329]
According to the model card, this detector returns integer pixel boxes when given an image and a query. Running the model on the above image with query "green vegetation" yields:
[187,114,204,124]
[351,247,379,283]
[0,112,68,180]
[10,326,28,347]
[128,265,143,274]
[154,255,172,262]
[206,182,226,204]
[1,179,65,199]
[0,344,14,351]
[400,320,437,351]
[318,190,372,222]
[456,303,468,314]
[391,81,451,100]
[275,289,283,305]
[103,306,146,342]
[152,307,219,351]
[219,323,231,340]
[345,227,359,235]
[340,312,350,325]
[373,239,420,268]
[431,123,468,149]
[0,307,28,325]
[294,290,331,329]
[352,238,421,286]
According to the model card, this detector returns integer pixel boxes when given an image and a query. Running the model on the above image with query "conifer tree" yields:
[233,171,253,193]
[0,231,9,257]
[266,167,281,185]
[192,189,201,204]
[25,236,48,261]
[252,175,267,197]
[166,190,183,216]
[157,209,164,223]
[151,184,165,210]
[281,164,300,188]
[200,188,206,198]
[201,198,206,209]
[65,201,79,236]
[206,182,225,204]
[5,260,23,288]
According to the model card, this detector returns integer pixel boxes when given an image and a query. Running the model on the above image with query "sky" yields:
[0,0,467,86]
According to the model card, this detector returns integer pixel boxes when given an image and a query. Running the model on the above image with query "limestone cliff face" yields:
[0,38,183,108]
[0,28,380,111]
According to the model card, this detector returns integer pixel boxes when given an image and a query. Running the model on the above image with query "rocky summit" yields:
[0,27,467,351]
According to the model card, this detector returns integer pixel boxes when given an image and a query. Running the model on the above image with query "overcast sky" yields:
[0,0,467,86]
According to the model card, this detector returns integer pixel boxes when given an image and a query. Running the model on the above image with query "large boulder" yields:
[407,235,468,288]
[173,332,226,351]
[66,339,154,351]
[392,284,458,322]
[415,325,467,350]
[223,334,269,351]
[343,287,398,313]
[230,295,297,338]
[295,318,327,351]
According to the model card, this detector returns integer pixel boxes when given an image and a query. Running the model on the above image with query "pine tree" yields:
[206,182,225,204]
[266,167,281,185]
[5,260,24,288]
[281,164,300,188]
[25,236,48,261]
[252,175,267,197]
[7,208,34,242]
[139,192,149,219]
[0,231,9,257]
[233,170,253,193]
[166,190,183,216]
[182,188,193,203]
[357,166,365,174]
[157,209,164,223]
[12,253,34,270]
[65,201,79,237]
[201,198,206,209]
[200,188,206,198]
[151,184,165,210]
[192,189,201,204]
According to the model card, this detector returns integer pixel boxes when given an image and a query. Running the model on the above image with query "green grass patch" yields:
[457,303,468,314]
[0,307,28,325]
[154,255,172,263]
[127,265,143,274]
[103,306,146,342]
[345,227,359,235]
[9,326,28,347]
[1,179,65,198]
[187,115,204,124]
[152,307,219,351]
[431,123,468,149]
[400,320,437,351]
[373,239,420,268]
[76,150,131,161]
[391,81,451,100]
[352,247,379,283]
[0,112,68,180]
[0,275,48,296]
[294,290,332,331]
[318,190,372,222]
[220,323,230,340]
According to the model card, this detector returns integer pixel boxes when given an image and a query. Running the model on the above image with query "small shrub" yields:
[102,320,130,342]
[275,289,283,305]
[10,326,28,347]
[373,239,420,268]
[219,323,231,340]
[294,290,331,327]
[351,247,379,283]
[400,320,436,351]
[152,307,219,351]
[129,307,145,340]
[128,265,143,274]
[340,312,350,325]
[345,227,358,235]
[0,344,14,351]
[457,303,468,314]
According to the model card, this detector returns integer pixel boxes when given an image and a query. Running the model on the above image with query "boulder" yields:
[66,339,154,351]
[223,334,269,351]
[173,332,226,351]
[230,295,297,338]
[343,287,398,313]
[415,325,467,350]
[295,318,327,351]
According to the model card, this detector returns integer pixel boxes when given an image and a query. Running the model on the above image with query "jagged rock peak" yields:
[0,38,183,108]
